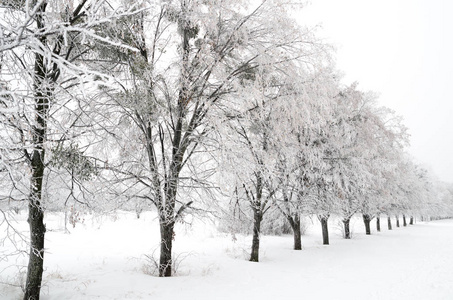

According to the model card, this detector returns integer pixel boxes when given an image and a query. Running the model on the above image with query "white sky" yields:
[296,0,453,183]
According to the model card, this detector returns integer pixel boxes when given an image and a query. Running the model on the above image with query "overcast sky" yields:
[297,0,453,183]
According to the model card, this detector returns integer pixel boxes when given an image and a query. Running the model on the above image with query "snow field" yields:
[1,211,453,299]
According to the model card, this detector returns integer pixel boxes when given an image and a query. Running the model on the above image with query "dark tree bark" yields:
[343,217,351,239]
[245,116,272,262]
[279,194,302,250]
[159,221,174,277]
[410,216,414,225]
[22,1,91,297]
[156,12,193,276]
[319,215,329,245]
[387,216,392,230]
[396,215,400,227]
[293,220,302,250]
[23,3,49,299]
[403,215,407,226]
[376,214,381,232]
[250,210,263,262]
[288,214,302,250]
[363,214,372,235]
[24,190,46,300]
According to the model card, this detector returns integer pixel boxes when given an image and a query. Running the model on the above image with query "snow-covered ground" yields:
[1,211,453,300]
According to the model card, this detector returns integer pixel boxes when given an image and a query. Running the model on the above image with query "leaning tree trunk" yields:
[376,214,381,232]
[343,217,351,239]
[363,214,372,235]
[250,210,263,262]
[403,215,407,226]
[319,215,329,245]
[387,216,392,230]
[410,216,414,225]
[396,215,400,227]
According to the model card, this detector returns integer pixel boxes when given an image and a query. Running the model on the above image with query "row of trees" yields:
[218,74,453,253]
[1,1,452,299]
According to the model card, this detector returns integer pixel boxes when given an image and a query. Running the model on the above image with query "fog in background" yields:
[297,0,453,182]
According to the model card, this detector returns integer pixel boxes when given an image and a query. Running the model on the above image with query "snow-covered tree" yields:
[271,67,338,248]
[0,1,139,298]
[90,0,324,274]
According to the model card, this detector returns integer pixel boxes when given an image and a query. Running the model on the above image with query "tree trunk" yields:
[387,216,392,230]
[24,92,48,300]
[250,210,263,262]
[396,215,400,227]
[320,216,329,245]
[24,4,50,298]
[159,221,174,277]
[363,214,372,235]
[24,194,46,300]
[64,208,69,234]
[410,216,414,225]
[156,1,193,277]
[292,214,302,250]
[343,217,351,239]
[403,215,407,226]
[376,214,381,232]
